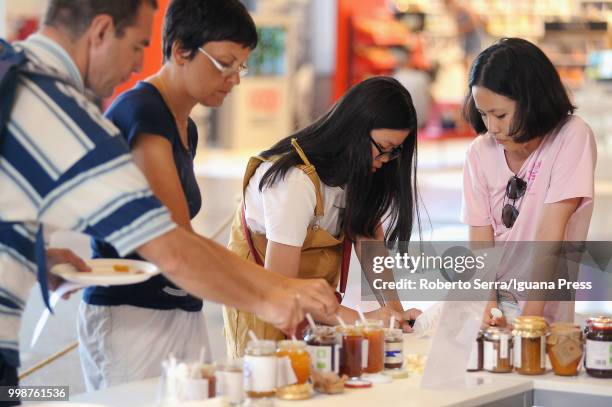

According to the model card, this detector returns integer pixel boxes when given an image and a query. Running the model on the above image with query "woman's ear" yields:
[171,40,192,66]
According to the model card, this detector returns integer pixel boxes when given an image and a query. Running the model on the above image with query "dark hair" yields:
[44,0,158,38]
[259,76,420,245]
[463,38,575,143]
[162,0,258,63]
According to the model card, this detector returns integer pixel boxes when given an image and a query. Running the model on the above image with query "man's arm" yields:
[137,228,339,334]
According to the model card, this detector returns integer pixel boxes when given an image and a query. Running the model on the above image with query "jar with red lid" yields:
[584,316,612,378]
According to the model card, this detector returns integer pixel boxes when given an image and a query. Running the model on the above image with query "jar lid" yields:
[278,339,307,350]
[246,339,276,353]
[513,316,548,336]
[344,379,372,388]
[305,326,337,341]
[588,316,612,330]
[586,315,609,324]
[484,326,511,341]
[355,319,384,329]
[548,323,583,344]
[336,325,363,335]
[276,383,312,400]
[383,328,403,336]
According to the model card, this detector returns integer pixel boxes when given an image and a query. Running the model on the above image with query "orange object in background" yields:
[104,0,169,109]
[334,0,392,101]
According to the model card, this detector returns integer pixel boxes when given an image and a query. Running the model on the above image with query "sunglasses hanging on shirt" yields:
[502,175,527,228]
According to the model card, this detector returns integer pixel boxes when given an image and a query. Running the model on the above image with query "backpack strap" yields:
[0,40,68,313]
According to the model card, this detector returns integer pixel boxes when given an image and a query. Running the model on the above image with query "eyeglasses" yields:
[370,137,403,161]
[502,175,527,228]
[198,47,248,78]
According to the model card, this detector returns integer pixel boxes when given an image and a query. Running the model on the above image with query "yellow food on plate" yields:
[112,264,130,272]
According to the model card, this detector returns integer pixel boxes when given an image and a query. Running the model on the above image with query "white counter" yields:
[38,335,611,407]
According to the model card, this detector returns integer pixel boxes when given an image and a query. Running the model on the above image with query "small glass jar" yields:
[244,340,277,399]
[483,327,513,373]
[200,364,216,399]
[467,329,484,372]
[547,323,584,376]
[336,325,363,379]
[356,319,385,374]
[277,340,311,385]
[304,326,340,373]
[383,328,404,370]
[513,316,548,375]
[584,316,612,378]
[216,359,244,405]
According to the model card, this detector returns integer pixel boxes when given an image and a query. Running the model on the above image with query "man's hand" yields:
[256,287,305,336]
[255,277,338,334]
[46,248,90,299]
[282,278,339,320]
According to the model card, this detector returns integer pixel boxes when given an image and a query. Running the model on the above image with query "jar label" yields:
[585,339,612,370]
[217,370,244,404]
[541,337,546,369]
[500,334,509,359]
[307,344,340,373]
[467,341,479,370]
[385,341,403,365]
[551,338,582,368]
[184,378,209,401]
[244,355,277,392]
[514,336,521,368]
[362,339,369,368]
[484,341,497,371]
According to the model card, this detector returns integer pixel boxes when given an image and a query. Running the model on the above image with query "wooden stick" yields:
[19,341,78,380]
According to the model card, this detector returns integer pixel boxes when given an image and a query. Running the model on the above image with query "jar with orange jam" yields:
[547,323,583,376]
[277,339,311,384]
[356,319,385,374]
[513,316,548,375]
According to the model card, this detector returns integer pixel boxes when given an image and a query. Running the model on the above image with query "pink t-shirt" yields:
[461,115,597,322]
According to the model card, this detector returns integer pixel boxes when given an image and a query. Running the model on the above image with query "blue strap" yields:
[0,40,54,313]
[35,225,52,313]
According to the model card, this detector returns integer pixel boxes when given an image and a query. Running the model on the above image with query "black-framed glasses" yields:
[502,175,527,228]
[370,137,403,161]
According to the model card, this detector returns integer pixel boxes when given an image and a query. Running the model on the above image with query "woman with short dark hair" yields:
[224,76,422,358]
[78,0,257,389]
[461,38,597,326]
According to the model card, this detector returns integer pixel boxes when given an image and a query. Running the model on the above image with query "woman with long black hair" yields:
[224,76,422,357]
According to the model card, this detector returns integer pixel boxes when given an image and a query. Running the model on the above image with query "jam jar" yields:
[304,326,340,373]
[383,328,403,370]
[547,323,583,376]
[483,327,513,373]
[336,325,363,379]
[356,319,385,374]
[277,339,311,385]
[584,316,612,378]
[244,340,277,399]
[513,316,548,375]
[467,329,484,372]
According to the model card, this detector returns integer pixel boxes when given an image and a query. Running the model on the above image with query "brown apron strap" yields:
[337,239,351,301]
[291,138,324,218]
[242,204,264,266]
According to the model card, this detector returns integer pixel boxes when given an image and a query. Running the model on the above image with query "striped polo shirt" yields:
[0,34,177,367]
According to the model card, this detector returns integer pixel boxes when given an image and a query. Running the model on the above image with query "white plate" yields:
[50,258,161,286]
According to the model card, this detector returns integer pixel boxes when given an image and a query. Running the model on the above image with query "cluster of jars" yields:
[243,319,406,401]
[466,315,612,378]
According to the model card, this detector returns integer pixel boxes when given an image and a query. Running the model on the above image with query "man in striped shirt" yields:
[0,0,337,394]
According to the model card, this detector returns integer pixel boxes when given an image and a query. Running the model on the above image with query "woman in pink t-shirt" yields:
[460,38,597,325]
